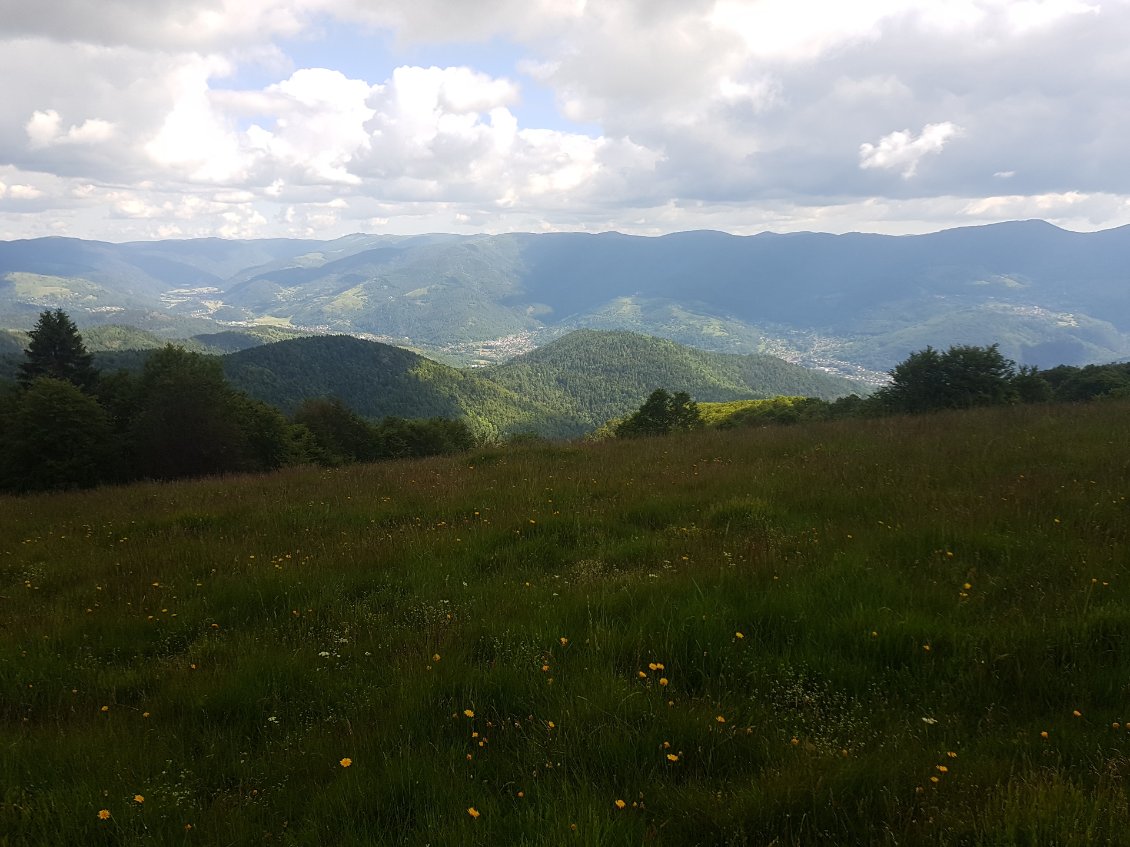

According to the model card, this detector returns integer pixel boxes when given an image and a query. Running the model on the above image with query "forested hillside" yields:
[222,335,577,437]
[218,330,859,436]
[483,330,857,428]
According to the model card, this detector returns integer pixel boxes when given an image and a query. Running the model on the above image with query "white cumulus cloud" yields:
[26,110,116,148]
[859,122,963,178]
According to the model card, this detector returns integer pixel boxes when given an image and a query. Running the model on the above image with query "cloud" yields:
[26,110,116,148]
[0,0,319,49]
[8,184,45,200]
[2,0,1130,239]
[859,122,963,178]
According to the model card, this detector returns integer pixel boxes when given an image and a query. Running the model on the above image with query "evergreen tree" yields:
[19,309,98,392]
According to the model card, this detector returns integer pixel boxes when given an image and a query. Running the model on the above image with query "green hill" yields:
[222,335,578,437]
[219,330,860,437]
[190,326,315,354]
[484,329,859,429]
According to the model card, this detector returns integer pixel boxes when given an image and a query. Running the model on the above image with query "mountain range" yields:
[2,221,1128,378]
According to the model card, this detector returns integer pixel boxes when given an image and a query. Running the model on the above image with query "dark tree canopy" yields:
[875,344,1019,414]
[130,345,250,479]
[19,309,98,391]
[1,377,115,491]
[616,389,703,438]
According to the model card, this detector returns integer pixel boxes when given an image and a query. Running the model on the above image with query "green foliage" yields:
[293,397,379,465]
[1044,362,1130,401]
[18,309,98,391]
[615,389,703,438]
[130,346,250,479]
[293,396,477,465]
[231,394,308,472]
[1,311,484,491]
[1011,364,1054,403]
[708,396,830,427]
[0,377,115,490]
[872,344,1019,413]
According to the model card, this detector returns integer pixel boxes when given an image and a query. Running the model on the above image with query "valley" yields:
[3,221,1128,379]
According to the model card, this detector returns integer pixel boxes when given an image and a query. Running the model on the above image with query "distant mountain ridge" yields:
[3,221,1128,373]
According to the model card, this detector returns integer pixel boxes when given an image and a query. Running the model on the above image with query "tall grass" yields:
[2,401,1129,845]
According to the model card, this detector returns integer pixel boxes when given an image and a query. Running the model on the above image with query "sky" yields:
[1,0,1129,241]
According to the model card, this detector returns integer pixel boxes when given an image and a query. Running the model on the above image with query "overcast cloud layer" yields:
[2,0,1129,240]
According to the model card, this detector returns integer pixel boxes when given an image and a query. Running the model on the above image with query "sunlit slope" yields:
[484,329,859,428]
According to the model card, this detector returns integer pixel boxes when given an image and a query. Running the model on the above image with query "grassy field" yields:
[2,401,1129,845]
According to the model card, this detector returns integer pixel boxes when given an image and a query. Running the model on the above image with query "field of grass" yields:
[2,401,1129,845]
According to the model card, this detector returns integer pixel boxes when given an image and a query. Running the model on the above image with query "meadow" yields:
[2,400,1128,845]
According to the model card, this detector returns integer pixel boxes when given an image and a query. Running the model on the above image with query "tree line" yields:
[0,310,475,493]
[4,313,1127,490]
[616,343,1130,436]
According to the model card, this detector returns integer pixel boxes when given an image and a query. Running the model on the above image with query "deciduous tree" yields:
[616,389,703,438]
[875,344,1018,413]
[0,377,115,491]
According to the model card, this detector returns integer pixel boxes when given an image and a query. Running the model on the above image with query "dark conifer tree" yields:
[18,309,98,392]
